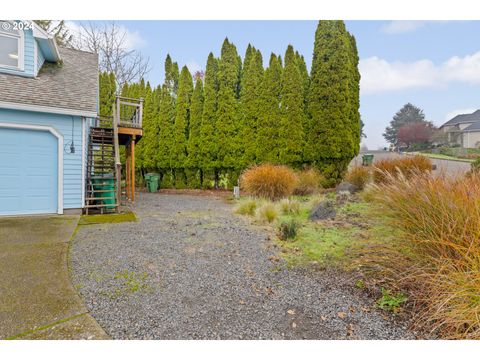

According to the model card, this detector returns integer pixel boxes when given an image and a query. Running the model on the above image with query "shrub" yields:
[235,198,258,216]
[293,168,324,195]
[367,173,480,338]
[240,164,298,201]
[469,157,480,176]
[373,156,432,184]
[345,166,371,190]
[278,219,299,241]
[280,199,301,215]
[256,203,278,223]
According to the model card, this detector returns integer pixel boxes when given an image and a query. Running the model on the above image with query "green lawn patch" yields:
[416,152,475,163]
[79,211,137,225]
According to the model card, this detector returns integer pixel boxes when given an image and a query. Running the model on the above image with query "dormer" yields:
[0,20,60,78]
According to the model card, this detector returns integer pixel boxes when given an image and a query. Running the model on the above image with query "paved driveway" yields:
[0,215,107,339]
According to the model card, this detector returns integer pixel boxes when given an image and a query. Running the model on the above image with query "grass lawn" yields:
[236,194,401,270]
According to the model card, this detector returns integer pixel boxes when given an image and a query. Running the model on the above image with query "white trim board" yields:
[0,122,64,215]
[0,100,97,118]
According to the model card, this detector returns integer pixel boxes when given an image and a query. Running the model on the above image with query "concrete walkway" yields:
[0,215,108,339]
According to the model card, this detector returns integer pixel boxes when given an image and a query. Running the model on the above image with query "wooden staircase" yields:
[84,127,118,214]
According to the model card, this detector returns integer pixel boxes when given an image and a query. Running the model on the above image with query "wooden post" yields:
[113,97,122,211]
[131,136,136,202]
[126,142,130,200]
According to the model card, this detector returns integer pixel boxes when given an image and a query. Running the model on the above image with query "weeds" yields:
[377,288,407,313]
[278,219,299,241]
[280,199,301,215]
[235,198,258,216]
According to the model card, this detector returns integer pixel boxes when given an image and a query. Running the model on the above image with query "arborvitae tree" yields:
[156,84,176,186]
[187,77,205,186]
[256,53,283,164]
[99,71,116,116]
[135,83,154,172]
[279,45,304,166]
[200,53,219,186]
[239,46,264,166]
[348,33,361,156]
[215,38,241,184]
[171,66,193,187]
[306,20,359,183]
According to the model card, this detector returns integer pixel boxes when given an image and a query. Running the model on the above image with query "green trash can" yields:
[362,154,374,166]
[92,174,116,209]
[145,173,160,192]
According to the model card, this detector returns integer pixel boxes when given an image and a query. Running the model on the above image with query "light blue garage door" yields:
[0,127,58,215]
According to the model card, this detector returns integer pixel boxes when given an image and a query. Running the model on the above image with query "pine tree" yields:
[187,77,205,186]
[239,46,264,166]
[200,53,219,185]
[279,45,304,167]
[171,66,193,187]
[383,103,426,146]
[256,53,282,164]
[306,20,359,183]
[216,38,241,179]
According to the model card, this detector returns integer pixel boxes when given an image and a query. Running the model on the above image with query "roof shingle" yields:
[0,47,98,115]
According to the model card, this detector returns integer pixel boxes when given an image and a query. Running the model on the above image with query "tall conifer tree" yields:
[187,77,205,186]
[171,66,193,186]
[216,38,241,179]
[200,53,219,185]
[256,53,282,163]
[279,45,304,166]
[306,20,359,183]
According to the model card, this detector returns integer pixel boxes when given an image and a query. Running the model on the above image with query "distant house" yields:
[439,110,480,148]
[0,21,98,215]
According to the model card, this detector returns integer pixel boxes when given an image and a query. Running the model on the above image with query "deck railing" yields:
[115,96,144,128]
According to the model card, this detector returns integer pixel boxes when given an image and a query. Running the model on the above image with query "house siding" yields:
[36,40,45,75]
[0,108,87,209]
[463,131,480,149]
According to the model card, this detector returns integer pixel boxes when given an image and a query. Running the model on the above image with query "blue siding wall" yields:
[0,28,35,77]
[36,41,45,75]
[0,109,85,209]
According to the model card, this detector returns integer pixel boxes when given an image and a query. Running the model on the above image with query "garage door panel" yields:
[0,127,58,215]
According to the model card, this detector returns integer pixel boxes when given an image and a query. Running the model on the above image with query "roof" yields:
[0,47,98,116]
[440,109,480,128]
[464,120,480,132]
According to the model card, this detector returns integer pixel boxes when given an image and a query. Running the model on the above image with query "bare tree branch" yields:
[72,21,150,87]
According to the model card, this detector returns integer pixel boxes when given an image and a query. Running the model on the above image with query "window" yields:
[0,22,23,69]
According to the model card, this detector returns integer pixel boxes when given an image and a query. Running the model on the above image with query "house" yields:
[439,110,480,148]
[0,21,142,216]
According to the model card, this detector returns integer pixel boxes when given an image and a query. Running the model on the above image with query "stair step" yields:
[86,189,116,193]
[84,204,118,208]
[85,197,116,201]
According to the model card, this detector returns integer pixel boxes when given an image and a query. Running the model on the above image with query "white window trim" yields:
[0,122,64,215]
[0,22,24,71]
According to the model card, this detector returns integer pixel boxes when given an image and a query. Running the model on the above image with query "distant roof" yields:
[0,47,98,116]
[441,109,480,128]
[464,120,480,132]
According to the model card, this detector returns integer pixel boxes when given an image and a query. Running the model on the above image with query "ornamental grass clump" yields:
[373,156,432,184]
[280,199,301,215]
[235,198,258,216]
[256,203,278,224]
[240,164,299,201]
[293,168,324,195]
[367,173,480,338]
[345,166,371,190]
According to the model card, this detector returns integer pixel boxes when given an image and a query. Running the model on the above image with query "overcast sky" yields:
[70,20,480,149]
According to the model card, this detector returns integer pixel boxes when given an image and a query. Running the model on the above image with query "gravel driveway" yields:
[71,192,414,339]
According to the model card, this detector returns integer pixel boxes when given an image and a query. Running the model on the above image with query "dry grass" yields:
[373,156,432,184]
[293,168,324,195]
[345,166,371,190]
[366,173,480,339]
[235,198,258,216]
[280,199,301,215]
[256,203,279,223]
[240,164,299,201]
